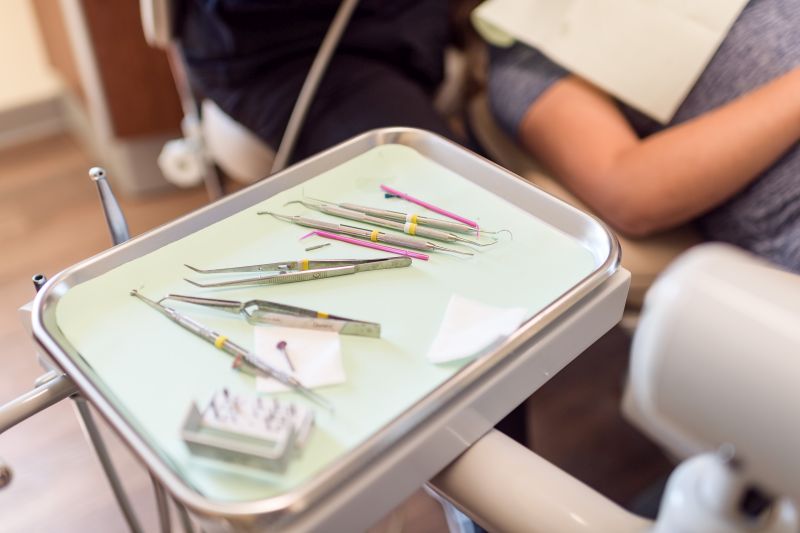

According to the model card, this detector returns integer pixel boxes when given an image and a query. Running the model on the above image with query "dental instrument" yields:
[380,184,478,229]
[161,293,382,338]
[183,256,411,288]
[309,195,482,234]
[130,290,334,412]
[304,243,331,251]
[306,195,509,237]
[285,199,497,246]
[300,230,430,260]
[276,341,295,372]
[258,212,473,255]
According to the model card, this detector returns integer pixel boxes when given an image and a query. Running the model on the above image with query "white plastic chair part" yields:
[651,454,799,533]
[200,99,275,184]
[157,114,213,188]
[623,243,800,503]
[430,429,652,533]
[157,138,206,188]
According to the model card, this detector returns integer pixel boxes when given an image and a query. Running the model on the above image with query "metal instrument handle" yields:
[414,215,475,233]
[186,265,358,288]
[339,202,474,233]
[339,203,406,222]
[374,232,432,251]
[164,294,243,313]
[295,216,345,233]
[353,257,412,271]
[316,203,460,244]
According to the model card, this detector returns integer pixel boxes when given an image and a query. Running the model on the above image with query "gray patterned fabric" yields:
[488,0,800,272]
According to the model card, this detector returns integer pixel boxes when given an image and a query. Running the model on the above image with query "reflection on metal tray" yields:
[31,128,622,531]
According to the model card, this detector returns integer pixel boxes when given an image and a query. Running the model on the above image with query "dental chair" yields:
[432,243,800,532]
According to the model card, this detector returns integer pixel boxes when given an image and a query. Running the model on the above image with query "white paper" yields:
[254,326,345,392]
[427,294,527,364]
[473,0,748,123]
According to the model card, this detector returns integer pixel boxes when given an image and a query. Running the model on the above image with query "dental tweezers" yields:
[183,256,412,288]
[130,290,333,412]
[162,293,382,337]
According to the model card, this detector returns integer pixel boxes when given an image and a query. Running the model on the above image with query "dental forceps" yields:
[130,290,333,412]
[162,293,382,338]
[284,199,497,247]
[184,256,412,288]
[258,212,474,256]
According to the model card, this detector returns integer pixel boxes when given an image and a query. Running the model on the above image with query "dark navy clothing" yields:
[177,0,453,161]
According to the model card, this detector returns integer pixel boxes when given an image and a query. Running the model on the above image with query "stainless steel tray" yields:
[32,128,620,531]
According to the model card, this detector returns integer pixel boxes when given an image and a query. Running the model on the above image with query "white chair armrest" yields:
[431,429,652,533]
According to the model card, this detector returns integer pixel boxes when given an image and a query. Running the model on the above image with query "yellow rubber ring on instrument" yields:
[408,223,417,235]
[317,311,329,319]
[301,258,309,271]
[214,335,228,349]
[370,230,379,242]
[410,214,419,224]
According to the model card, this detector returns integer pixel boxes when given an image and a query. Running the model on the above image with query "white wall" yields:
[0,0,61,111]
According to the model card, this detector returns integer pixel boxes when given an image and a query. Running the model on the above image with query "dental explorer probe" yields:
[302,197,490,234]
[258,212,473,256]
[130,290,334,413]
[285,200,497,246]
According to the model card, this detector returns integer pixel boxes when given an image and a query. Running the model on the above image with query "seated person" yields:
[176,0,455,163]
[488,0,800,273]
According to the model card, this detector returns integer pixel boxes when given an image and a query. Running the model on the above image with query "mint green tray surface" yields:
[56,144,597,502]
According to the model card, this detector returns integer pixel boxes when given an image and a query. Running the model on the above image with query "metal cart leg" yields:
[73,396,143,533]
[174,497,196,533]
[0,369,78,491]
[151,472,172,533]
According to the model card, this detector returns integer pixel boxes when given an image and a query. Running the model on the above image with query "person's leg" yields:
[201,53,454,163]
[289,54,455,161]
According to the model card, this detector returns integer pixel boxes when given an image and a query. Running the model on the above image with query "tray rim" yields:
[31,127,620,524]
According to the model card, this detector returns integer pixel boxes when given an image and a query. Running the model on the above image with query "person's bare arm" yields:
[518,68,800,237]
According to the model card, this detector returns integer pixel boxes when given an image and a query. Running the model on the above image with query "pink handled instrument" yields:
[380,184,479,229]
[301,230,429,261]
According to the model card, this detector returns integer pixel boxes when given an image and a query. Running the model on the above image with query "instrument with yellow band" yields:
[260,211,476,255]
[129,290,333,411]
[183,256,411,289]
[213,335,228,349]
[159,293,382,338]
[280,199,498,248]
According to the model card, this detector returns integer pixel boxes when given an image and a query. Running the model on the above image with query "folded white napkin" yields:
[427,294,527,364]
[253,326,345,392]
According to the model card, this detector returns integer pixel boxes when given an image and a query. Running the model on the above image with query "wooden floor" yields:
[0,134,670,532]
